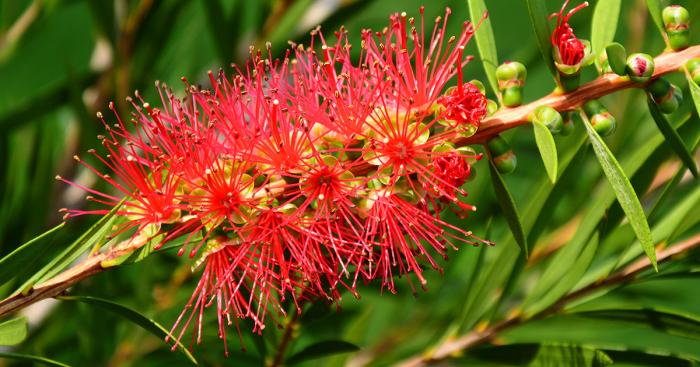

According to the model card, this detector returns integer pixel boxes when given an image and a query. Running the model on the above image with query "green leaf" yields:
[503,309,700,359]
[533,121,558,183]
[0,317,27,346]
[645,0,666,40]
[59,295,197,365]
[464,343,613,367]
[488,160,528,257]
[0,352,71,367]
[582,116,656,270]
[16,201,123,293]
[526,0,556,78]
[468,0,499,97]
[646,97,698,177]
[286,340,359,365]
[591,0,621,71]
[0,223,64,289]
[686,72,700,118]
[604,42,627,76]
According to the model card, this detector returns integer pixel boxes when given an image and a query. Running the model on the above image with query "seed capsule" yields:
[533,106,564,134]
[487,135,517,174]
[626,53,655,83]
[496,61,527,107]
[583,99,616,136]
[663,5,690,51]
[646,78,682,114]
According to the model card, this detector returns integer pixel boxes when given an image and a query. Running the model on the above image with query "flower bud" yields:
[626,53,655,83]
[583,99,616,136]
[496,61,527,107]
[533,106,564,134]
[487,99,498,116]
[487,135,517,174]
[687,59,700,85]
[663,5,690,51]
[646,78,683,114]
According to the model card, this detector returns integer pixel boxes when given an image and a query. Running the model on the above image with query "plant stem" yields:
[396,233,700,367]
[269,309,300,367]
[0,45,699,322]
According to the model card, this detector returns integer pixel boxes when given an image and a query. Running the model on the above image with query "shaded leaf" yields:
[533,121,558,183]
[465,343,612,367]
[488,160,528,257]
[468,0,499,97]
[0,223,64,289]
[591,0,621,71]
[0,352,71,367]
[0,317,27,346]
[687,72,700,118]
[646,97,698,177]
[59,295,197,365]
[526,0,556,77]
[604,42,627,76]
[582,116,656,269]
[286,340,359,365]
[645,0,666,40]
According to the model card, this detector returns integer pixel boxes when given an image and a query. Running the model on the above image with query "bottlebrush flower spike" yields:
[61,6,492,353]
[362,7,478,113]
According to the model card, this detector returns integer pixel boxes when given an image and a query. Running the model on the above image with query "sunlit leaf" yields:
[468,0,499,97]
[0,317,27,346]
[533,121,558,183]
[526,0,556,78]
[591,0,621,71]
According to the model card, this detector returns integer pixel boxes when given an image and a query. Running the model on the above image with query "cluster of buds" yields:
[59,7,493,352]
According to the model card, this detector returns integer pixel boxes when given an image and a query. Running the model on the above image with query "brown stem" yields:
[397,233,700,367]
[269,309,301,367]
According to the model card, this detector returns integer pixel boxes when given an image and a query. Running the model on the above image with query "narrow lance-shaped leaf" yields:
[582,116,656,269]
[0,223,64,289]
[59,296,197,365]
[0,317,27,346]
[526,0,557,78]
[645,0,666,41]
[533,121,558,183]
[467,0,499,97]
[686,71,700,118]
[646,97,698,177]
[286,340,359,365]
[591,0,621,71]
[488,161,528,257]
[605,42,627,76]
[0,352,71,367]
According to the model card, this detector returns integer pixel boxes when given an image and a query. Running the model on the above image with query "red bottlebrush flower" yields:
[550,0,589,66]
[362,7,477,112]
[61,6,491,353]
[437,83,488,127]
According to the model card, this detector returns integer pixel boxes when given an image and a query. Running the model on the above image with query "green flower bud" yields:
[533,106,564,134]
[583,99,616,136]
[687,59,700,85]
[496,61,527,107]
[487,99,498,116]
[470,79,486,94]
[626,53,655,83]
[487,135,517,174]
[663,5,690,50]
[647,78,683,114]
[502,88,523,108]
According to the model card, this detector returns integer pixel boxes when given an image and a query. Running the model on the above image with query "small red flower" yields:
[550,0,589,66]
[437,83,488,127]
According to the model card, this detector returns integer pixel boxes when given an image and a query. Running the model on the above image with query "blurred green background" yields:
[2,0,700,366]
